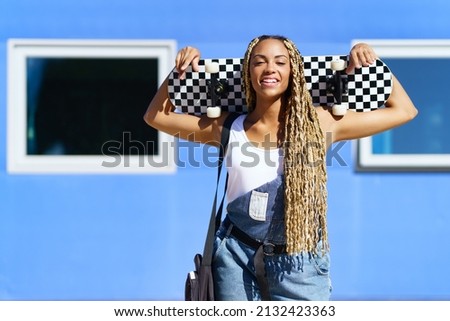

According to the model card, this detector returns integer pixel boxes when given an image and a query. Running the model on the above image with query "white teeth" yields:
[262,78,277,83]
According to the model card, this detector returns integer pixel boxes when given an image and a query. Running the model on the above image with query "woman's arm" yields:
[143,47,229,146]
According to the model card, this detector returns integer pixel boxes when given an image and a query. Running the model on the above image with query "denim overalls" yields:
[212,175,332,301]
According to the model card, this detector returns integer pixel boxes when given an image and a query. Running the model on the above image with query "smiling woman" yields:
[144,34,417,301]
[248,41,291,98]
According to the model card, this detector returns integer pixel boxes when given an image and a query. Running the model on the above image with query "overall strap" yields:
[202,113,240,265]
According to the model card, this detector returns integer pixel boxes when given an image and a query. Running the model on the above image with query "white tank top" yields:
[225,115,284,202]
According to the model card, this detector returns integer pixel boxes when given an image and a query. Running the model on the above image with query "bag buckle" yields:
[262,242,276,256]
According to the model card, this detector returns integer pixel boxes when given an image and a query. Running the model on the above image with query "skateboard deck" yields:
[168,55,392,116]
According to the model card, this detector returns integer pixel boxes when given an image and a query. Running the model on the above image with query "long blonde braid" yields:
[242,35,328,254]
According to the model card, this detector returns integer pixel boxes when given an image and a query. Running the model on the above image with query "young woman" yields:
[144,35,418,300]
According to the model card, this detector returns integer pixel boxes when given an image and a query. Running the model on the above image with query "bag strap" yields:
[202,112,240,265]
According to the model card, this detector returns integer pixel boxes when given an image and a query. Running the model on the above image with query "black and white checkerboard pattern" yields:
[168,58,246,115]
[168,56,392,115]
[304,55,392,111]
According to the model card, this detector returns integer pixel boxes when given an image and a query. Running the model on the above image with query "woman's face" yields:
[249,38,291,104]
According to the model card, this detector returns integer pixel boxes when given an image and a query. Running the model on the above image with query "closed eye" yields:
[253,60,265,66]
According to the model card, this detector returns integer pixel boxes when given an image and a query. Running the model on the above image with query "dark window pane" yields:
[27,58,159,156]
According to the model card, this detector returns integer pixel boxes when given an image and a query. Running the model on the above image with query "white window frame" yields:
[354,39,450,171]
[7,39,176,174]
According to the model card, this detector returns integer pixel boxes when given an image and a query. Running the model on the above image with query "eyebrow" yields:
[252,54,289,60]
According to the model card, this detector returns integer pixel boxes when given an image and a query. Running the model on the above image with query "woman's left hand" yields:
[346,43,378,73]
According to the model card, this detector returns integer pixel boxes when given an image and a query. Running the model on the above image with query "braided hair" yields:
[242,35,328,254]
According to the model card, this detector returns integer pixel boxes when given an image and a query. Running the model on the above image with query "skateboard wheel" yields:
[206,106,221,118]
[205,62,220,74]
[330,59,346,71]
[332,104,348,116]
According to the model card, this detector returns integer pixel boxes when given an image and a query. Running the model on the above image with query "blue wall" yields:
[1,0,450,300]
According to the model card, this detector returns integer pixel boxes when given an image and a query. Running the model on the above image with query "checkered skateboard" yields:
[168,55,392,116]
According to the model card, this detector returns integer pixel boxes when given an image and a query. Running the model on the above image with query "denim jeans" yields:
[212,225,332,301]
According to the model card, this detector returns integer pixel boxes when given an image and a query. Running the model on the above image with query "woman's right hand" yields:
[175,46,201,80]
